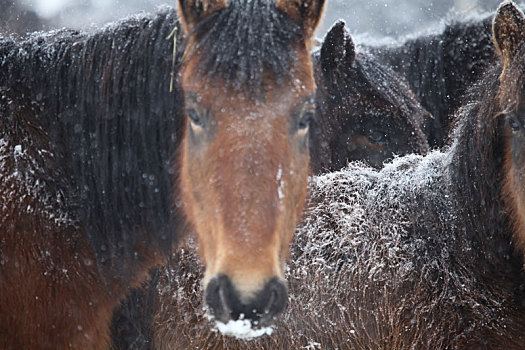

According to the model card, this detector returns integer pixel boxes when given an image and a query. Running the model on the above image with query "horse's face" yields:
[178,0,324,327]
[324,102,427,170]
[310,21,429,172]
[495,2,525,261]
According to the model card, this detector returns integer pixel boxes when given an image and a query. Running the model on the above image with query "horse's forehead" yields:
[182,42,316,100]
[184,77,313,108]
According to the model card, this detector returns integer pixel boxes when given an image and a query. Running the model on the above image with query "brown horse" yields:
[0,0,325,348]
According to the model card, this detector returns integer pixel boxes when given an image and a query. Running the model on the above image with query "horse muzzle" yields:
[205,274,288,327]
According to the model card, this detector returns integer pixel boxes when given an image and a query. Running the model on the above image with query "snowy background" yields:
[1,0,508,40]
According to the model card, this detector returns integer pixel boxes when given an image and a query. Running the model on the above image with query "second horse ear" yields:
[178,0,227,34]
[493,1,525,66]
[320,20,355,75]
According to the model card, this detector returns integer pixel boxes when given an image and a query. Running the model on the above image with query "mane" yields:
[446,61,507,248]
[0,8,186,276]
[371,13,496,147]
[183,0,303,93]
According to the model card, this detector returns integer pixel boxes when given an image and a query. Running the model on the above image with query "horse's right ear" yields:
[493,1,525,66]
[178,0,227,34]
[320,20,355,75]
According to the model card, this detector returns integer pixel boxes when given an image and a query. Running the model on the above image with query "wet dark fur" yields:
[372,14,496,148]
[0,9,186,348]
[1,9,185,277]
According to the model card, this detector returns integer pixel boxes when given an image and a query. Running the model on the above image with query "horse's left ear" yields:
[320,20,355,75]
[276,0,326,40]
[493,1,525,65]
[178,0,227,34]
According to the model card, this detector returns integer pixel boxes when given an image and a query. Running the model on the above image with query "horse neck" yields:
[0,10,185,277]
[445,68,518,273]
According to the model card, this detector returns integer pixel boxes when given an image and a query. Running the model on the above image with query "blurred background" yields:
[0,0,509,40]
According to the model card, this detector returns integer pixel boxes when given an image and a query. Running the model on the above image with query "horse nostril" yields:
[205,274,234,323]
[260,278,288,325]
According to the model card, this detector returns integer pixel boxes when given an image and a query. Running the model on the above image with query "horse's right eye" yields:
[187,108,201,126]
[508,117,520,132]
[368,130,387,146]
[299,110,315,130]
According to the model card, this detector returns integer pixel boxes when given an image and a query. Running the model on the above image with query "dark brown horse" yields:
[127,2,525,348]
[311,20,430,172]
[0,0,325,347]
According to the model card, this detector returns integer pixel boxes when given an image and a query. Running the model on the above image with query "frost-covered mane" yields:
[0,10,186,272]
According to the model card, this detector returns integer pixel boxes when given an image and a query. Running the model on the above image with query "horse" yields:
[129,2,525,348]
[0,0,326,347]
[371,11,497,148]
[310,20,430,172]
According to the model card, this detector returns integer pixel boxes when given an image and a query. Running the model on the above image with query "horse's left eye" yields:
[299,110,315,130]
